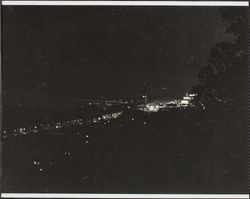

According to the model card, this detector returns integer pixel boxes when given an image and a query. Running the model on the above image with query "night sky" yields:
[3,6,234,100]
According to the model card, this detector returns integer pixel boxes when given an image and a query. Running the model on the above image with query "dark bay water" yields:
[1,109,248,193]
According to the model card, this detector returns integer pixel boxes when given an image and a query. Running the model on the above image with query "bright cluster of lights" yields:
[146,104,159,112]
[136,93,198,112]
[101,111,123,120]
[137,104,159,112]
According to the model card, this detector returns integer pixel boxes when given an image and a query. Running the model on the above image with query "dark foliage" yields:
[193,7,248,111]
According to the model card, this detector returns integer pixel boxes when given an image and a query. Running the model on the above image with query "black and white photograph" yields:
[1,1,249,197]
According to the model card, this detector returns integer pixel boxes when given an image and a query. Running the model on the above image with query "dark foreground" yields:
[1,107,248,193]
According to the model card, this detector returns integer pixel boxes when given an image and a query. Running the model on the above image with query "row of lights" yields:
[3,111,124,138]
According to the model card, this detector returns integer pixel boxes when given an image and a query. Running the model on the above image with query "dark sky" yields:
[3,6,234,100]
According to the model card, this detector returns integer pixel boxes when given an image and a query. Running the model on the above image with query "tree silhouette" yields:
[193,7,248,111]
